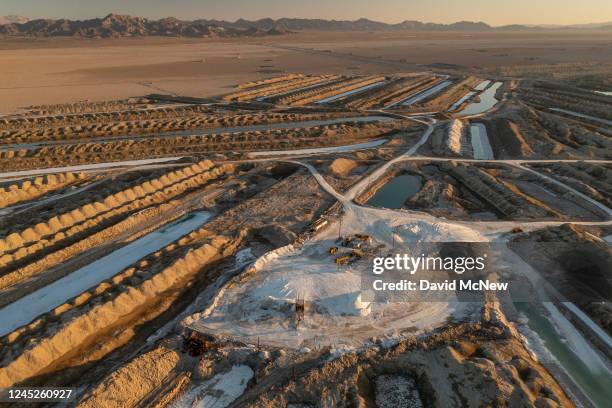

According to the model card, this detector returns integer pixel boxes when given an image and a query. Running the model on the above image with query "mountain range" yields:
[0,14,288,38]
[0,14,610,38]
[529,22,612,29]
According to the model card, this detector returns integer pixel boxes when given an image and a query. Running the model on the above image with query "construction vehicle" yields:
[328,246,338,254]
[352,249,364,258]
[355,233,373,244]
[335,255,351,265]
[312,219,329,232]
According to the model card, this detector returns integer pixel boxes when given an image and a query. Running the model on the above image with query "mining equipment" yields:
[335,255,351,265]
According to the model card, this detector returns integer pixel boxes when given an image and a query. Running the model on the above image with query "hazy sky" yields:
[2,0,611,26]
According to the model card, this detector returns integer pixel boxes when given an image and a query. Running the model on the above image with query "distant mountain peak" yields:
[0,15,606,38]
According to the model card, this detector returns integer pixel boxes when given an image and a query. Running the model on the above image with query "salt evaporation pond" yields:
[0,211,213,336]
[515,302,612,408]
[459,82,503,116]
[367,174,423,209]
[470,123,494,159]
[474,80,491,91]
[448,80,490,112]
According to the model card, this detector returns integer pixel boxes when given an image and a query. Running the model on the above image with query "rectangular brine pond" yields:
[366,174,423,209]
[470,123,494,160]
[515,302,612,408]
[0,211,213,337]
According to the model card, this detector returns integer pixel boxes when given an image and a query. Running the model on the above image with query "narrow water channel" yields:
[400,80,453,106]
[0,211,213,337]
[248,138,387,157]
[549,108,612,127]
[0,116,395,153]
[256,78,339,101]
[0,157,183,179]
[366,174,423,209]
[448,92,476,112]
[315,81,387,104]
[515,302,612,408]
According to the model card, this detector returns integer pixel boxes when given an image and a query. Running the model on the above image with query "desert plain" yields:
[1,30,612,112]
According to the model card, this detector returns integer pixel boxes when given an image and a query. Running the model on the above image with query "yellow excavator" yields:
[335,255,351,265]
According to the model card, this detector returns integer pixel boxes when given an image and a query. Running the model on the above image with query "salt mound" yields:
[80,347,180,408]
[329,158,358,177]
[245,262,370,317]
[190,200,483,348]
[317,292,371,316]
[447,119,464,154]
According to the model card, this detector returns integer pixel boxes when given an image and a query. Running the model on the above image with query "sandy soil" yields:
[2,31,612,112]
